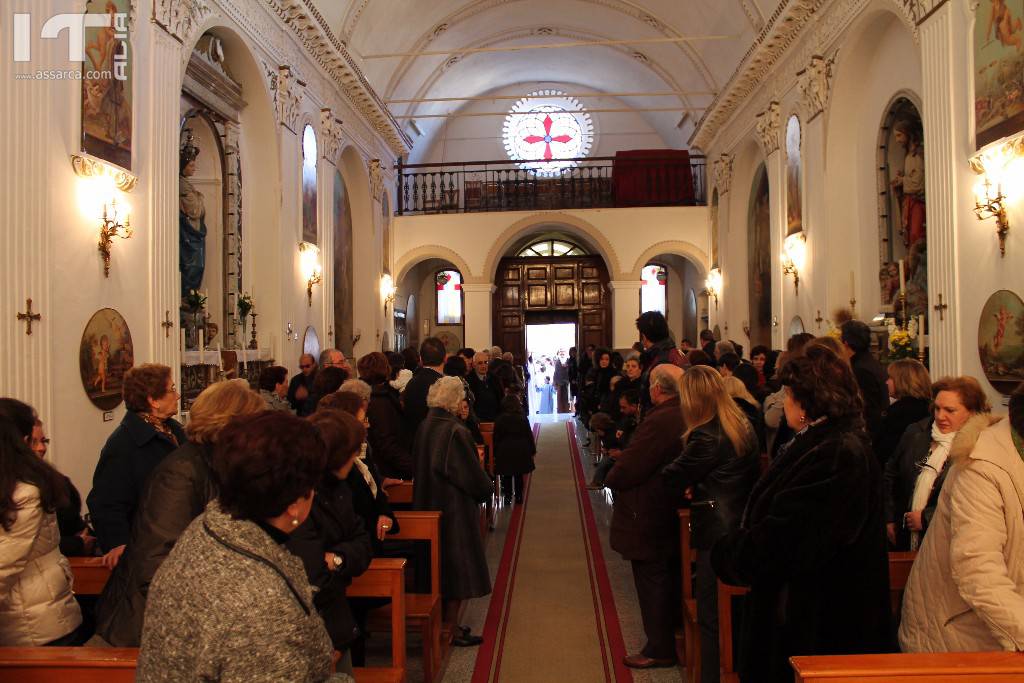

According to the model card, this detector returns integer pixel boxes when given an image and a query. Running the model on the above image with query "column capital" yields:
[460,283,496,294]
[608,280,644,290]
[755,101,781,157]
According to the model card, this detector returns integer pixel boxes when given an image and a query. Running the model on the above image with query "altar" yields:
[180,347,274,411]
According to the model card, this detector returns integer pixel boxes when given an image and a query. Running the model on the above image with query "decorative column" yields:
[755,102,785,348]
[320,109,343,355]
[710,154,733,332]
[918,2,962,377]
[461,283,495,350]
[608,280,644,349]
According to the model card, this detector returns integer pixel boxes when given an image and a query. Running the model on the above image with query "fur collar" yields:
[949,413,1003,463]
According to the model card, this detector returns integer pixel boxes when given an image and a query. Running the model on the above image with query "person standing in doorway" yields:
[535,377,555,415]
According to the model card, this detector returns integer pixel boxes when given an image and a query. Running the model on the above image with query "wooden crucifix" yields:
[161,310,175,338]
[933,294,949,322]
[16,298,41,335]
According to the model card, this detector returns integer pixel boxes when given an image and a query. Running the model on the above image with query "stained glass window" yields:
[641,263,667,315]
[517,239,587,257]
[436,270,462,325]
[503,90,593,176]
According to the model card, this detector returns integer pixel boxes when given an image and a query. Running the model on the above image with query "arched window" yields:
[517,239,587,257]
[640,263,667,315]
[436,270,463,325]
[302,124,318,243]
[785,114,802,235]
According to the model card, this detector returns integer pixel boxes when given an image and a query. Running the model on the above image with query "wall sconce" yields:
[98,196,132,277]
[970,135,1024,257]
[380,273,397,312]
[705,268,723,308]
[299,241,322,307]
[781,231,806,294]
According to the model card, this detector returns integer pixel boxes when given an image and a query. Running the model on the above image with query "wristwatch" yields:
[331,553,344,570]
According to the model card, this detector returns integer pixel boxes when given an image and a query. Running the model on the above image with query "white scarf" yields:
[353,441,377,498]
[908,422,957,549]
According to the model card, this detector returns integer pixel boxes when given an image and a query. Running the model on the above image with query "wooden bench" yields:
[0,647,136,682]
[369,512,443,683]
[790,651,1024,681]
[888,551,916,618]
[349,557,408,683]
[69,557,110,595]
[386,481,415,505]
[678,508,700,683]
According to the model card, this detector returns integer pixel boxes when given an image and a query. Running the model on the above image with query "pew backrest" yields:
[387,481,415,505]
[677,508,695,601]
[349,557,408,674]
[790,652,1024,681]
[69,557,111,596]
[0,647,137,682]
[391,511,441,599]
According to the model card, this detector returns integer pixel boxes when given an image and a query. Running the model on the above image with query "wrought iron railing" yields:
[396,154,706,215]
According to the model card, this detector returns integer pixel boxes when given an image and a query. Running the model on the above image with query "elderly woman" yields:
[95,379,265,646]
[873,359,932,466]
[413,376,493,648]
[286,410,372,671]
[899,385,1023,652]
[712,345,892,682]
[88,364,184,567]
[0,399,83,646]
[137,411,350,682]
[258,366,292,412]
[884,376,994,551]
[358,352,413,480]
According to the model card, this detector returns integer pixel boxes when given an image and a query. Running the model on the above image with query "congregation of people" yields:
[2,309,1024,682]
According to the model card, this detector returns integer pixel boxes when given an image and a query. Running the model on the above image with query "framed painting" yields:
[979,290,1024,395]
[785,115,802,235]
[748,164,772,348]
[302,125,318,244]
[81,0,132,169]
[79,308,134,410]
[974,0,1024,149]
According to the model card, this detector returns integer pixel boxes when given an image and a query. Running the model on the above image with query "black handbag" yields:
[689,499,727,551]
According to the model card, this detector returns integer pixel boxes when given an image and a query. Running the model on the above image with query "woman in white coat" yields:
[0,398,83,646]
[899,384,1024,652]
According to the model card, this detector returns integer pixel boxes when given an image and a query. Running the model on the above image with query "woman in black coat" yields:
[286,410,373,663]
[358,352,414,480]
[662,366,760,683]
[95,380,265,646]
[493,395,535,504]
[711,345,892,683]
[873,359,931,466]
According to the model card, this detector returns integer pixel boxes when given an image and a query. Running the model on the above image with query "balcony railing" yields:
[396,153,706,215]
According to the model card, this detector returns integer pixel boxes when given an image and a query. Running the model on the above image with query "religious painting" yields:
[710,190,720,268]
[79,308,134,410]
[303,326,320,358]
[978,289,1024,395]
[786,115,802,235]
[878,99,927,318]
[382,193,392,275]
[302,125,318,244]
[82,0,132,169]
[789,316,806,336]
[748,164,772,348]
[974,0,1024,148]
[436,330,461,355]
[333,169,354,355]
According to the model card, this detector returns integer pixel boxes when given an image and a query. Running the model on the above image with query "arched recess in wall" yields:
[825,7,921,317]
[397,258,465,353]
[337,146,374,354]
[178,24,280,354]
[687,289,699,343]
[748,163,772,348]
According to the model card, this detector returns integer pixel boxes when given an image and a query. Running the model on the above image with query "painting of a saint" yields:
[710,190,720,268]
[333,169,354,355]
[785,115,802,235]
[748,165,772,348]
[302,125,318,244]
[82,0,132,169]
[79,308,134,410]
[978,289,1024,395]
[975,0,1024,148]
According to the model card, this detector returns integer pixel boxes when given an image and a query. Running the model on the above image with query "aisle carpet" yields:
[471,420,632,683]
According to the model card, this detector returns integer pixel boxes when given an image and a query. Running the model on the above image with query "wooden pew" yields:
[69,557,110,595]
[386,481,415,505]
[369,512,443,683]
[678,508,700,683]
[790,651,1024,681]
[888,551,916,618]
[0,647,136,682]
[349,557,408,683]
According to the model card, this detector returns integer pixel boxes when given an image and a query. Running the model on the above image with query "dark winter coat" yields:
[851,350,889,439]
[412,408,493,600]
[874,396,930,466]
[56,476,89,557]
[662,419,760,550]
[366,382,413,479]
[493,410,536,477]
[734,397,767,455]
[711,416,892,682]
[95,441,216,646]
[638,338,688,411]
[286,477,373,650]
[346,453,398,556]
[403,367,442,437]
[287,371,317,415]
[87,411,187,552]
[467,372,501,422]
[605,397,687,561]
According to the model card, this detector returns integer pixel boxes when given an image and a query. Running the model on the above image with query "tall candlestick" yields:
[898,259,906,295]
[199,329,205,352]
[180,328,185,353]
[918,314,925,355]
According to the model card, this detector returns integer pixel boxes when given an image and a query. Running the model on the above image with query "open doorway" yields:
[526,323,576,415]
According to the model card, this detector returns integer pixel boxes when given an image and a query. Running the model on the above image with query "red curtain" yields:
[612,149,694,207]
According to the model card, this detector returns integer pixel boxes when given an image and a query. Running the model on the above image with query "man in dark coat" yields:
[467,351,501,421]
[403,337,446,439]
[636,311,688,413]
[842,320,888,438]
[699,329,718,367]
[287,353,318,415]
[412,377,494,647]
[605,364,687,669]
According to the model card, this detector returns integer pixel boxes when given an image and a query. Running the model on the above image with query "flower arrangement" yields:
[886,318,919,360]
[183,289,207,312]
[237,292,254,320]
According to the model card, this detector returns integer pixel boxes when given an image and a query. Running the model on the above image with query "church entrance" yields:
[525,322,576,415]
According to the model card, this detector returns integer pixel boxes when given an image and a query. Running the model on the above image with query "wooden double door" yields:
[493,255,611,361]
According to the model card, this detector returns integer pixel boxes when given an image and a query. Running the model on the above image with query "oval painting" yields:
[79,308,134,410]
[789,316,806,337]
[978,289,1024,396]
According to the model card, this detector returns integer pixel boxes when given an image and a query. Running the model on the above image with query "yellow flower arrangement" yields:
[887,328,915,360]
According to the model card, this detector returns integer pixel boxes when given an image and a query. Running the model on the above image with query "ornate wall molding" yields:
[276,65,304,132]
[796,54,834,120]
[713,154,734,194]
[320,108,343,164]
[755,102,781,156]
[367,159,384,199]
[153,0,210,43]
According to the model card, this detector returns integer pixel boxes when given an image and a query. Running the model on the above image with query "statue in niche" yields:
[179,130,207,299]
[890,118,926,251]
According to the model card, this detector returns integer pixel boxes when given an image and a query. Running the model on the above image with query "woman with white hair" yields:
[412,376,493,648]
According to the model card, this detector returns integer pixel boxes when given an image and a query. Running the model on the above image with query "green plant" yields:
[183,289,207,312]
[237,292,253,319]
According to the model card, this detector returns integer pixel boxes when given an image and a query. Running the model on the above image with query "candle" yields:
[180,328,185,353]
[918,315,925,354]
[898,260,906,294]
[199,329,205,352]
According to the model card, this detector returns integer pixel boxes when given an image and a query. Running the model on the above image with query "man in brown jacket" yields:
[605,364,686,668]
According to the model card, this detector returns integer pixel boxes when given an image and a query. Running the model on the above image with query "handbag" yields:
[689,499,727,551]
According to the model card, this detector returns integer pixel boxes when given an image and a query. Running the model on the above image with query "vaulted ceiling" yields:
[311,0,785,155]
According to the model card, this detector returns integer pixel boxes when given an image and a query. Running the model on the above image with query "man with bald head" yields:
[605,363,686,669]
[287,353,317,415]
[468,351,500,421]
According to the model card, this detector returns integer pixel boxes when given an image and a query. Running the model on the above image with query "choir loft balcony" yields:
[396,152,707,215]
